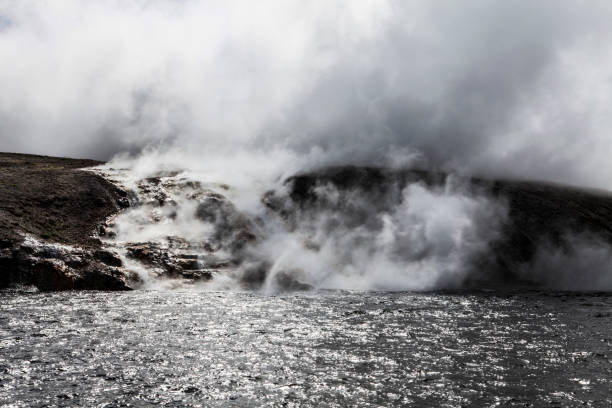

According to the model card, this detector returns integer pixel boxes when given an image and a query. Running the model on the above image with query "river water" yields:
[1,289,611,407]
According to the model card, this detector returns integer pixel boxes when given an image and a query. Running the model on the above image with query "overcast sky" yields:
[1,1,612,189]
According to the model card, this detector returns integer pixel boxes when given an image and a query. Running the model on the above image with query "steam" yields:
[2,1,612,189]
[519,236,612,291]
[254,179,506,292]
[99,164,507,292]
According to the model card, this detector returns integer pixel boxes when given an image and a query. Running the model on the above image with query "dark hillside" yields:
[278,166,612,285]
[490,179,612,269]
[0,153,128,248]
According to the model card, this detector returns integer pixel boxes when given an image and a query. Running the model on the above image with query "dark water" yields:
[1,290,611,407]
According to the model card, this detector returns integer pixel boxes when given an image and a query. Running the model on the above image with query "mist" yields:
[253,178,507,292]
[518,235,612,291]
[2,1,612,189]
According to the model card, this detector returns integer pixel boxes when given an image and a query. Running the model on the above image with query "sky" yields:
[1,0,612,189]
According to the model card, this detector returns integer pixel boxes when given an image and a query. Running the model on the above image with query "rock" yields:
[194,193,257,251]
[0,153,137,291]
[65,255,87,268]
[30,259,75,291]
[93,249,123,267]
[0,237,135,292]
[238,261,269,288]
[273,271,312,291]
[0,153,128,249]
[126,243,168,268]
[73,265,133,291]
[91,170,261,287]
[124,242,229,282]
[176,258,200,270]
[267,166,612,288]
[180,269,213,281]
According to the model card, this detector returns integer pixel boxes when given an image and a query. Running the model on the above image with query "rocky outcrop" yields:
[0,153,133,291]
[194,194,257,252]
[94,169,256,287]
[0,237,135,291]
[0,154,256,291]
[124,241,231,282]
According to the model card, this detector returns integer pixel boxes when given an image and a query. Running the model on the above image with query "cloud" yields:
[1,1,612,188]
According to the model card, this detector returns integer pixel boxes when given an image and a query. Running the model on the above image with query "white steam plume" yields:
[2,1,612,188]
[254,179,506,292]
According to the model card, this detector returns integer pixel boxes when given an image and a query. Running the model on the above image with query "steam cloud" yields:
[2,1,612,189]
[254,179,506,292]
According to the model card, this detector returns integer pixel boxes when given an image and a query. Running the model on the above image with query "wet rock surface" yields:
[96,169,255,288]
[0,153,252,290]
[0,237,134,291]
[0,153,133,291]
[123,242,224,282]
[194,195,257,252]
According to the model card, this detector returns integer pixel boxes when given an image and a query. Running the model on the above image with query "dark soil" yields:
[0,152,128,248]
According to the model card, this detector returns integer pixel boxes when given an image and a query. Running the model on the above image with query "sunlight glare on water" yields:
[1,290,611,407]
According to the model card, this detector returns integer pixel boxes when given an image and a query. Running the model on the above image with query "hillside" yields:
[277,166,612,287]
[0,153,128,247]
[0,153,132,290]
[2,155,612,291]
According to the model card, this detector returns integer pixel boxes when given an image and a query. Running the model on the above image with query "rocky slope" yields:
[0,153,259,291]
[2,154,612,291]
[0,153,133,290]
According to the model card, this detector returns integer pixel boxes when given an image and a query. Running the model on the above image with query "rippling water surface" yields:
[1,290,611,407]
